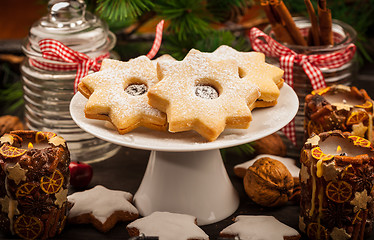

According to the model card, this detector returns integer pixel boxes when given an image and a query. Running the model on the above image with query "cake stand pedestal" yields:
[70,84,298,225]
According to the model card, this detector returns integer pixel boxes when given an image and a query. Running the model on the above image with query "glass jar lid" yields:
[24,0,115,56]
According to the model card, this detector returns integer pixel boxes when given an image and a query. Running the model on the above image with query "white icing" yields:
[220,215,299,240]
[234,154,300,177]
[67,185,138,224]
[127,211,209,240]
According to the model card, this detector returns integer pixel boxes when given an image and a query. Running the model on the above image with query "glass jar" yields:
[21,0,120,163]
[264,17,358,158]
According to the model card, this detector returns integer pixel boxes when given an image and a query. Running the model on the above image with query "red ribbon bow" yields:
[249,27,356,145]
[34,39,109,93]
[33,20,165,94]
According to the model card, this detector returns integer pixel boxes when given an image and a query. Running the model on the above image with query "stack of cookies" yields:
[78,46,284,142]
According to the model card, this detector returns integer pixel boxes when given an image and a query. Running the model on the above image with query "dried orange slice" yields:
[311,147,333,161]
[40,170,64,194]
[312,87,331,96]
[348,135,371,148]
[16,183,38,198]
[0,144,27,158]
[35,132,46,143]
[35,132,56,143]
[355,100,373,110]
[307,223,328,240]
[326,181,352,203]
[341,164,355,179]
[14,215,43,240]
[307,120,324,136]
[346,110,369,125]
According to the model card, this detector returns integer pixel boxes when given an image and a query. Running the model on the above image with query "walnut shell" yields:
[253,133,287,156]
[244,157,294,207]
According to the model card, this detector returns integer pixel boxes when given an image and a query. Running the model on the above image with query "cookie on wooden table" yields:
[220,215,300,240]
[67,185,139,232]
[126,211,209,240]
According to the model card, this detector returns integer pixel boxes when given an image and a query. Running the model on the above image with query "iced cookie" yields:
[220,215,300,240]
[233,154,300,179]
[67,185,139,232]
[202,45,284,109]
[126,211,209,240]
[78,56,167,134]
[148,49,260,141]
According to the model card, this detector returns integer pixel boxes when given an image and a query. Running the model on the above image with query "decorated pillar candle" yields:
[299,130,374,240]
[304,85,374,142]
[0,130,70,240]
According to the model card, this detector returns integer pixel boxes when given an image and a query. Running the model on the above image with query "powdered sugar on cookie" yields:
[202,45,284,107]
[79,56,167,134]
[126,211,209,240]
[149,49,260,141]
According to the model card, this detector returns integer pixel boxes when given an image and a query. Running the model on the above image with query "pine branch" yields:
[155,0,214,41]
[95,0,154,22]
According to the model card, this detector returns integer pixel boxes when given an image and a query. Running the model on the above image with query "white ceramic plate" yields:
[70,84,298,152]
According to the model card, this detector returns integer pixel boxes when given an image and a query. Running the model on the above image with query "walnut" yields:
[0,115,24,136]
[253,133,286,156]
[244,157,294,207]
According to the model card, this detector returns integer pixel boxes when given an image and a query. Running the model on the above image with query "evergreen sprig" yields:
[95,0,154,22]
[154,0,214,41]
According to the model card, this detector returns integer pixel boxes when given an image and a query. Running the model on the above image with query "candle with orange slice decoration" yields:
[304,85,374,144]
[299,130,374,240]
[0,130,70,240]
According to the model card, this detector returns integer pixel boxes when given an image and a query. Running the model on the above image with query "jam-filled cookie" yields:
[148,49,260,141]
[78,56,167,134]
[202,45,284,109]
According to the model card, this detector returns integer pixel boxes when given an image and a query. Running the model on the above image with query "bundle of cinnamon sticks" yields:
[261,0,333,46]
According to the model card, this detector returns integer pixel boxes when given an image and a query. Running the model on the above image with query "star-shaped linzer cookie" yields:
[78,56,167,134]
[67,185,139,232]
[148,49,260,141]
[204,45,284,109]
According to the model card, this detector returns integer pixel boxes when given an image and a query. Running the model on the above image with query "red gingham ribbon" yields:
[32,20,165,93]
[249,27,356,145]
[146,20,164,59]
[33,39,110,93]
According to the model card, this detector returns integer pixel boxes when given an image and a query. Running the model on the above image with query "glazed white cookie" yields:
[220,215,300,240]
[67,185,139,232]
[126,211,209,240]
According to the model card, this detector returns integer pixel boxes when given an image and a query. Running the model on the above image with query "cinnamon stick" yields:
[305,0,320,46]
[318,0,333,45]
[273,1,308,46]
[263,4,296,44]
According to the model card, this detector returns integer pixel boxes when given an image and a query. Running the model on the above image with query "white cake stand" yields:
[70,84,298,225]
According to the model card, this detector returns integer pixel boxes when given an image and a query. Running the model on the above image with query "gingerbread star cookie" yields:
[203,45,284,109]
[220,215,300,240]
[126,211,209,240]
[149,49,260,141]
[78,56,167,134]
[67,185,139,232]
